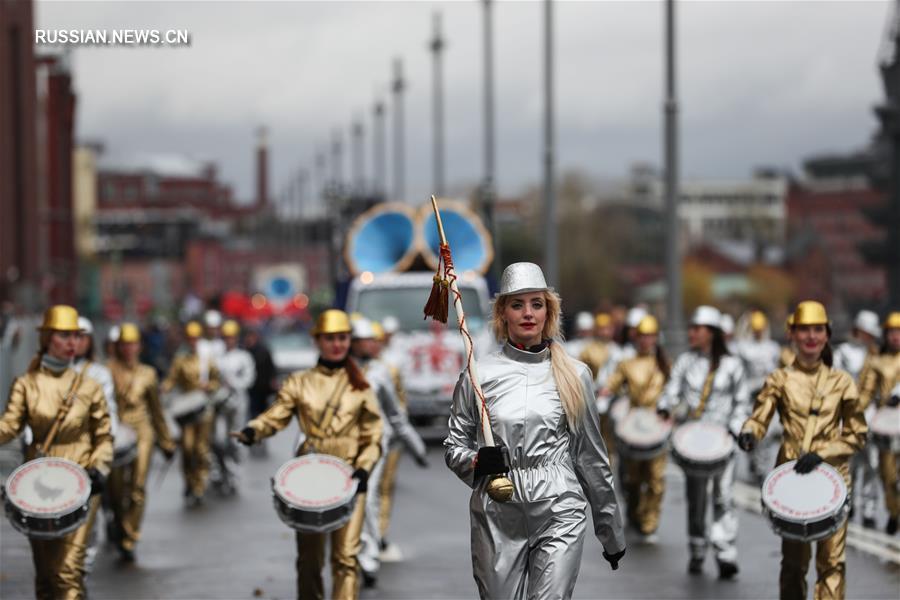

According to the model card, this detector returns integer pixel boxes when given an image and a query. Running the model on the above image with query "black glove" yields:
[352,468,369,493]
[237,427,256,447]
[603,547,626,571]
[656,408,671,421]
[473,446,510,480]
[887,395,900,408]
[414,454,429,468]
[160,445,176,461]
[794,453,824,474]
[737,432,757,453]
[88,468,106,496]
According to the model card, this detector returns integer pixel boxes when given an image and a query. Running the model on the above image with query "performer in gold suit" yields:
[602,315,669,543]
[858,311,900,535]
[161,321,220,507]
[738,301,867,600]
[779,314,797,368]
[233,309,383,600]
[371,321,410,555]
[586,312,621,456]
[0,305,113,600]
[107,323,177,560]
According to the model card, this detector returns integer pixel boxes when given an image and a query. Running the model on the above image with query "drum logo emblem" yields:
[34,476,63,501]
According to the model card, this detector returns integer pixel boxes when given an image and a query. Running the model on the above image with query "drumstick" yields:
[154,454,175,491]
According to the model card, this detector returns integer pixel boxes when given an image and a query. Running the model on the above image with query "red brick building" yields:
[0,2,77,306]
[785,181,886,311]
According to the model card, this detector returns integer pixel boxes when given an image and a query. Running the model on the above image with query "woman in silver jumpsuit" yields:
[445,262,626,600]
[657,305,750,579]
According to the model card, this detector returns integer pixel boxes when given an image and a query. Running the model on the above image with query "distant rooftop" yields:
[98,153,216,179]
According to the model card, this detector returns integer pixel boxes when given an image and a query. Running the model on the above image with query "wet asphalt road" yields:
[1,424,898,599]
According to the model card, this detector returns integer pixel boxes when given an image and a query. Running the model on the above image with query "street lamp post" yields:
[542,0,558,287]
[482,0,499,280]
[392,58,406,202]
[664,0,685,347]
[430,12,446,197]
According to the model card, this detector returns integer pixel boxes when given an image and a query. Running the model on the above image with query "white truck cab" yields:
[345,271,495,441]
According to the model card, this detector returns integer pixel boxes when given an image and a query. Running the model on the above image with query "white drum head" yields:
[616,408,672,446]
[870,406,900,437]
[273,454,356,511]
[114,423,137,451]
[610,398,629,423]
[671,421,734,462]
[762,461,847,523]
[5,458,91,518]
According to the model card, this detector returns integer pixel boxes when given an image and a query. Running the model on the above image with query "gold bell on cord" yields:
[487,475,515,502]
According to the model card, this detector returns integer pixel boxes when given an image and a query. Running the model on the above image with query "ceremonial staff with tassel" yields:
[424,195,514,502]
[435,196,626,599]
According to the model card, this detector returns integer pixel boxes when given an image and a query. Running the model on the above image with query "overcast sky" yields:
[36,1,892,206]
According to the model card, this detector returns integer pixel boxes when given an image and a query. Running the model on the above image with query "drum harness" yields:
[798,367,829,455]
[37,367,87,458]
[690,367,718,420]
[303,378,351,454]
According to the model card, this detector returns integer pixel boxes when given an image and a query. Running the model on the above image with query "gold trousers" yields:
[878,450,899,517]
[29,496,100,600]
[378,448,402,538]
[108,423,156,549]
[180,412,212,497]
[296,495,366,600]
[623,453,667,535]
[780,524,846,600]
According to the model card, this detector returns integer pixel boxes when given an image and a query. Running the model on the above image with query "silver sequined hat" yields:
[496,262,550,297]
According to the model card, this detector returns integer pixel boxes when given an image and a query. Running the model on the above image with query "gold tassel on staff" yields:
[423,195,514,502]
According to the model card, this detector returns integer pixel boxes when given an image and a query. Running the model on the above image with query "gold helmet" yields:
[595,313,612,328]
[311,309,352,336]
[883,312,900,331]
[119,323,141,343]
[750,311,768,332]
[222,319,240,338]
[371,321,386,342]
[636,315,659,335]
[38,305,80,332]
[792,301,829,326]
[185,321,203,338]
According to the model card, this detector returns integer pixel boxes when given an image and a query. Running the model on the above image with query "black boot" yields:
[717,561,739,580]
[688,557,704,575]
[887,517,898,535]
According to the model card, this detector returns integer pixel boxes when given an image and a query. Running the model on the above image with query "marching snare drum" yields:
[670,421,734,477]
[870,406,900,453]
[271,453,358,534]
[168,390,208,425]
[112,423,138,468]
[2,457,92,539]
[609,397,630,424]
[761,460,849,542]
[615,408,672,460]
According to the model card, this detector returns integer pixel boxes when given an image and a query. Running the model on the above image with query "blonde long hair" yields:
[491,290,585,428]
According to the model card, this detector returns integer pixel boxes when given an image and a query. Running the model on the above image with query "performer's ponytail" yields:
[27,331,52,372]
[344,356,370,391]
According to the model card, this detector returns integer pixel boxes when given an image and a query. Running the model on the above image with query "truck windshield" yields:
[355,285,487,332]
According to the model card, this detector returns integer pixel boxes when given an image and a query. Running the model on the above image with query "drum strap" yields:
[310,378,350,438]
[691,369,717,419]
[800,367,828,453]
[38,366,87,456]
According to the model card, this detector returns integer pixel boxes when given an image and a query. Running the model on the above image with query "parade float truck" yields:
[343,201,495,440]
